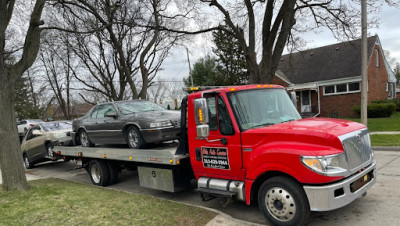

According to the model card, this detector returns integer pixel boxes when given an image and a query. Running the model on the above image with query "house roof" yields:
[278,36,378,84]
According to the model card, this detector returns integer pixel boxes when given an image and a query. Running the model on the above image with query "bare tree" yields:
[0,0,46,191]
[39,32,76,119]
[46,0,181,101]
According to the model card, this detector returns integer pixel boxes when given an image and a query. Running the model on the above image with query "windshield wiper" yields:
[252,123,275,129]
[281,119,296,123]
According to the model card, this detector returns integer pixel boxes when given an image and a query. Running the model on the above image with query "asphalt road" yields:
[25,150,400,226]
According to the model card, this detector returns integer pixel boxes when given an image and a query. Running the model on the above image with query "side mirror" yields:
[32,130,43,136]
[290,91,297,106]
[194,98,210,138]
[105,112,118,118]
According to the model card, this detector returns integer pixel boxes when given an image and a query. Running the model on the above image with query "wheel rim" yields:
[81,132,88,146]
[24,156,30,168]
[265,187,296,222]
[47,145,53,157]
[91,164,101,184]
[128,130,139,147]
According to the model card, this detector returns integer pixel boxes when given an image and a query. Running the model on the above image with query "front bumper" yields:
[303,160,376,211]
[140,127,180,144]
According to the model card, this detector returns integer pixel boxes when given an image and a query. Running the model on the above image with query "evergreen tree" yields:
[394,63,400,85]
[183,55,221,86]
[212,29,249,85]
[14,75,41,120]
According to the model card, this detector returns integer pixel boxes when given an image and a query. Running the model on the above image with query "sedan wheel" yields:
[126,126,145,149]
[46,143,54,157]
[80,130,94,147]
[23,154,34,169]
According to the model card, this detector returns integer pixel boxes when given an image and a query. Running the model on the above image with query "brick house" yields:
[273,35,397,118]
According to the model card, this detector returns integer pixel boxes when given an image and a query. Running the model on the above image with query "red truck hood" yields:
[242,118,366,153]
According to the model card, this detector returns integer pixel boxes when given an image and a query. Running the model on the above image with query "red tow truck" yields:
[54,85,376,225]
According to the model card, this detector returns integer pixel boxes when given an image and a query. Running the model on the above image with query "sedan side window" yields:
[91,106,99,119]
[97,104,116,119]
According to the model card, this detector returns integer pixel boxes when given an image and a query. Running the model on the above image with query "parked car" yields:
[21,121,73,169]
[17,119,44,136]
[72,100,181,148]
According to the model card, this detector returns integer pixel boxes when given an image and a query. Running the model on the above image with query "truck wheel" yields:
[258,176,310,226]
[80,130,95,147]
[108,161,119,185]
[46,143,54,157]
[126,126,145,149]
[23,154,34,169]
[88,160,110,186]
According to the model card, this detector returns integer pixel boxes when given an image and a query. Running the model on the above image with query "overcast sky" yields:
[158,3,400,82]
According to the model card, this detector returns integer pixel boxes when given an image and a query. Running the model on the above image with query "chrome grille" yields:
[339,129,373,171]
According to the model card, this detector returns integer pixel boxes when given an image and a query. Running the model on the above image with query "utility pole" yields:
[186,48,194,86]
[361,0,368,126]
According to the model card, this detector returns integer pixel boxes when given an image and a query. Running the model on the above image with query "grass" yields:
[343,112,400,132]
[371,134,400,147]
[0,178,217,225]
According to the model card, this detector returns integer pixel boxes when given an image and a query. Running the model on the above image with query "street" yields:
[25,150,400,226]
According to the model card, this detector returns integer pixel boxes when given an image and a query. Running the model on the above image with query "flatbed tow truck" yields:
[53,85,376,226]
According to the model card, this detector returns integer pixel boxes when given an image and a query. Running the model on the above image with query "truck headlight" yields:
[150,121,172,128]
[301,153,347,176]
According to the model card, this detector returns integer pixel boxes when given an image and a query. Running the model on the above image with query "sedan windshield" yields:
[227,88,301,131]
[117,101,165,115]
[41,121,72,132]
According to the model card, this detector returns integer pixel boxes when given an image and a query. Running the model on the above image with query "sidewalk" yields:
[0,170,41,184]
[370,131,400,135]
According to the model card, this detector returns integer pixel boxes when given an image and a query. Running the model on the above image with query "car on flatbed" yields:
[72,100,181,149]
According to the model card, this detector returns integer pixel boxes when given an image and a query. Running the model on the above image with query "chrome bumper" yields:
[304,160,376,211]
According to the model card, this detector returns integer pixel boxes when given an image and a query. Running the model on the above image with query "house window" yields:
[324,85,335,94]
[375,49,379,67]
[336,84,347,93]
[348,82,360,91]
[323,82,361,95]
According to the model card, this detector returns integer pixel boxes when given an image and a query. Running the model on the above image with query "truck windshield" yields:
[227,88,301,131]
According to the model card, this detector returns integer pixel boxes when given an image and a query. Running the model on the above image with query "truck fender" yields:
[245,162,299,205]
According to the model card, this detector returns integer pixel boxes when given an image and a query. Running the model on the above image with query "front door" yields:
[191,95,244,180]
[300,90,311,113]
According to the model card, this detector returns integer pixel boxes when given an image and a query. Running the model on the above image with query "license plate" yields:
[363,174,368,181]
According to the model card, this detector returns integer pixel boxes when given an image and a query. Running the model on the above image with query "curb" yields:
[372,146,400,151]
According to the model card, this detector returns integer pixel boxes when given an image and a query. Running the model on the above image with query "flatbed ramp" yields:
[54,145,188,166]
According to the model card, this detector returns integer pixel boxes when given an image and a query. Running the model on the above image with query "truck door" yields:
[192,95,244,180]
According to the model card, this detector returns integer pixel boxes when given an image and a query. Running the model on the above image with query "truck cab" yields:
[188,84,376,225]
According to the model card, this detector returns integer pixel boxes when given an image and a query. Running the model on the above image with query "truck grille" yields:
[339,129,373,171]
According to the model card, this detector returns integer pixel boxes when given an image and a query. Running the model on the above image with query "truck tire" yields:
[258,176,310,226]
[79,130,95,147]
[126,126,145,149]
[23,154,34,169]
[108,161,119,185]
[88,160,110,186]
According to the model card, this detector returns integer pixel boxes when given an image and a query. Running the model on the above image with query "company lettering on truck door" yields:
[202,147,230,170]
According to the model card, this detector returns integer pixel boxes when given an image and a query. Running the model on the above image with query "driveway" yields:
[24,150,400,225]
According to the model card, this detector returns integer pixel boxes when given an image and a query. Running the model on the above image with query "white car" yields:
[17,119,44,136]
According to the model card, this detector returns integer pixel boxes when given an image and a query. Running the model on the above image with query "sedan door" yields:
[92,104,124,144]
[22,126,46,162]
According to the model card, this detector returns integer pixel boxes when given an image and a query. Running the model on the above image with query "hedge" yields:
[372,99,400,112]
[352,102,396,118]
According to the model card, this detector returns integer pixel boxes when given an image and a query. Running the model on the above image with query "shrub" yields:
[372,99,400,111]
[352,103,396,118]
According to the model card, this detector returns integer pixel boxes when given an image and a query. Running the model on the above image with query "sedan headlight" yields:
[150,120,172,128]
[301,153,347,176]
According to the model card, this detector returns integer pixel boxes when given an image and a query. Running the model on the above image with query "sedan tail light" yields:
[29,124,34,127]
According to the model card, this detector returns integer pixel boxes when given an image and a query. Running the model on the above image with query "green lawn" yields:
[0,178,217,225]
[344,112,400,132]
[371,134,400,147]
